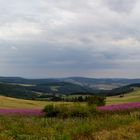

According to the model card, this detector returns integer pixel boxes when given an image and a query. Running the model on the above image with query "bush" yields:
[87,96,106,106]
[43,104,60,117]
[43,104,97,118]
[70,105,90,118]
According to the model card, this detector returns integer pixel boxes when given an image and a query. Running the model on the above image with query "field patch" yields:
[107,88,140,105]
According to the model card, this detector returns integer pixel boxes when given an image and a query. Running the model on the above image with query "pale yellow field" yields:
[0,96,74,109]
[0,96,48,109]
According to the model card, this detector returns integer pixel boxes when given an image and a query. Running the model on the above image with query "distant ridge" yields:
[0,76,140,85]
[0,76,139,99]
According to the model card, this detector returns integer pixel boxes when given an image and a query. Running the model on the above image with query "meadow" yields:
[0,96,70,109]
[0,110,139,140]
[0,89,140,140]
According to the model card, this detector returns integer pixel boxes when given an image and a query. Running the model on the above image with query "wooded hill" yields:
[0,77,139,100]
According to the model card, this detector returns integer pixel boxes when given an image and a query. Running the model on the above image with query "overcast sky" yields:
[0,0,140,78]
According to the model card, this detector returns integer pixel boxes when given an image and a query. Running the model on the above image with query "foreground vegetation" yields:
[0,96,139,140]
[0,110,139,140]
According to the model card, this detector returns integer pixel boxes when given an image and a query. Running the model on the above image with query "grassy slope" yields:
[0,96,47,109]
[0,96,73,109]
[107,88,140,105]
[0,87,140,109]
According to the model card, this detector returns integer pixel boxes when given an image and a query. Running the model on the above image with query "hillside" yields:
[0,87,139,109]
[59,77,140,90]
[0,82,96,99]
[107,88,140,105]
[0,96,50,109]
[1,77,140,90]
[0,77,140,100]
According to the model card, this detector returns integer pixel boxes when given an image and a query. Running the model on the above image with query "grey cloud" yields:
[0,0,140,78]
[104,0,137,13]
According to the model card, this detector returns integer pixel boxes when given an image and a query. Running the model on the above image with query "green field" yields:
[107,88,140,105]
[0,110,139,140]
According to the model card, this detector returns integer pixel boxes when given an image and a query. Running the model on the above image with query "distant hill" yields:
[0,82,96,99]
[105,83,140,97]
[0,76,140,99]
[1,77,140,90]
[60,77,140,90]
[0,77,60,85]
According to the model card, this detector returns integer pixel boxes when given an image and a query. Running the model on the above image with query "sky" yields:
[0,0,140,78]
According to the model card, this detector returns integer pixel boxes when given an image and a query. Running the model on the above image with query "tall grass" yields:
[0,111,139,140]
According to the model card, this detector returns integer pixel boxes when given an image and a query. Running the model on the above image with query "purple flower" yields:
[98,102,140,111]
[0,109,45,116]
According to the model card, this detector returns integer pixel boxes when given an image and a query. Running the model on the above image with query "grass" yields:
[107,88,140,105]
[0,90,139,139]
[0,96,73,109]
[0,111,139,140]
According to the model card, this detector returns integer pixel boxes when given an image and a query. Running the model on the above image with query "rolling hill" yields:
[0,77,140,100]
[107,87,140,105]
[0,82,96,99]
[1,77,140,89]
[0,87,140,109]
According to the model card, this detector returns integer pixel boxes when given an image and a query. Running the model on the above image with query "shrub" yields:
[56,104,71,118]
[43,104,97,118]
[87,96,106,106]
[43,104,60,117]
[70,105,90,118]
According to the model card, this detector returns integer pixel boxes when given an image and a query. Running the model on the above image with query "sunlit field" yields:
[107,88,140,105]
[0,96,73,109]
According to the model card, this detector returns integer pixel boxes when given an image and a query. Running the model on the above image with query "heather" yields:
[98,102,140,112]
[0,109,44,116]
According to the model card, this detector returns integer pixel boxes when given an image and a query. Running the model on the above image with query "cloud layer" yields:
[0,0,140,78]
